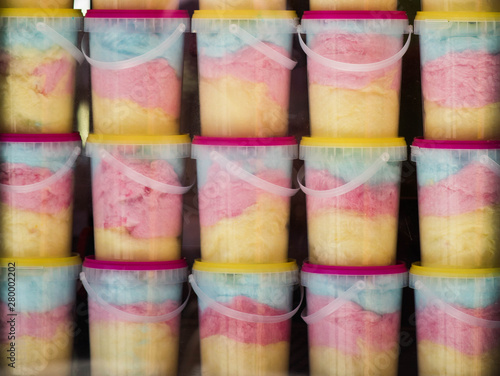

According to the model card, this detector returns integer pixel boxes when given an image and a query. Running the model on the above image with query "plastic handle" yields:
[36,22,84,64]
[414,281,500,329]
[480,155,500,177]
[189,274,303,324]
[297,24,413,72]
[80,271,190,323]
[229,24,297,70]
[301,280,366,325]
[297,152,390,198]
[0,146,81,194]
[82,23,186,70]
[99,149,193,195]
[210,151,299,197]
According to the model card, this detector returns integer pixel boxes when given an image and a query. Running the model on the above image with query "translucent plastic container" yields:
[0,9,83,134]
[411,138,500,268]
[192,10,298,137]
[0,133,81,258]
[301,262,408,376]
[409,263,500,376]
[299,11,411,138]
[200,0,286,9]
[415,12,500,140]
[0,0,73,7]
[85,134,191,262]
[92,0,180,9]
[422,0,500,11]
[190,259,299,376]
[310,0,397,10]
[191,136,298,263]
[81,256,188,376]
[0,255,81,376]
[84,10,189,135]
[300,137,407,266]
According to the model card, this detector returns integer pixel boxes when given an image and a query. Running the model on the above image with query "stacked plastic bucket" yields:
[187,2,302,375]
[296,1,411,375]
[79,1,191,375]
[410,2,500,375]
[0,1,83,375]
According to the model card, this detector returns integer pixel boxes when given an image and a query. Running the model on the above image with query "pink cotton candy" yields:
[418,163,500,217]
[307,33,402,90]
[416,304,500,355]
[0,163,73,214]
[305,169,399,216]
[422,51,500,108]
[307,296,400,354]
[198,45,291,108]
[92,157,182,238]
[91,59,181,115]
[199,296,290,345]
[33,57,74,95]
[198,163,290,227]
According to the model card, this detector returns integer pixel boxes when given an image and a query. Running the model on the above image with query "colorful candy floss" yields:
[190,260,300,376]
[410,263,500,376]
[301,262,408,376]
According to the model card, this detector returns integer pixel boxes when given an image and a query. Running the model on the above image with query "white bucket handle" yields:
[297,24,413,72]
[301,281,366,325]
[0,146,81,194]
[414,281,500,329]
[99,148,193,195]
[189,274,303,324]
[210,151,299,197]
[297,152,390,198]
[36,22,84,64]
[80,271,191,323]
[82,23,186,70]
[480,155,500,177]
[229,24,297,70]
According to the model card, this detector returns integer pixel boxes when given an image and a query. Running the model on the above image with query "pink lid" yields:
[192,136,297,147]
[0,133,81,143]
[413,137,500,150]
[302,261,407,275]
[83,256,188,271]
[302,10,408,20]
[85,9,189,19]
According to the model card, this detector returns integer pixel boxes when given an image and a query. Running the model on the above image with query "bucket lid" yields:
[415,12,500,35]
[192,10,298,33]
[85,9,189,19]
[302,10,408,20]
[83,256,187,271]
[300,137,407,161]
[412,137,500,150]
[0,8,82,18]
[0,132,81,143]
[409,262,500,280]
[0,8,82,30]
[302,261,407,276]
[193,259,297,273]
[0,254,81,279]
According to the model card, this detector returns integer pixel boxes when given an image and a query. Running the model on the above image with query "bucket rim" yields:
[410,262,500,279]
[86,133,191,146]
[83,256,188,271]
[85,9,189,19]
[192,9,298,20]
[0,253,81,268]
[302,10,408,20]
[302,261,407,276]
[0,132,81,143]
[192,258,298,274]
[412,137,500,150]
[0,8,82,18]
[192,136,297,147]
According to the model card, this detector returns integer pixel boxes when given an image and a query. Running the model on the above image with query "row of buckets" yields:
[2,256,500,375]
[0,8,498,140]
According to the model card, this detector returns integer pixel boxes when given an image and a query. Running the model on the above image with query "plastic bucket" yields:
[299,137,407,266]
[0,255,81,376]
[92,0,180,9]
[0,0,73,7]
[411,138,500,268]
[81,256,188,376]
[0,133,81,258]
[199,0,286,10]
[84,10,189,135]
[190,259,300,376]
[192,10,298,137]
[415,12,500,140]
[299,11,411,138]
[85,134,191,262]
[191,136,298,263]
[409,263,500,376]
[0,9,83,134]
[301,261,407,376]
[309,0,397,10]
[422,0,500,12]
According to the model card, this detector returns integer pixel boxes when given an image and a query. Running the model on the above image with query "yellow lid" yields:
[193,259,298,273]
[0,8,83,17]
[193,10,297,19]
[0,254,81,268]
[410,262,500,278]
[301,137,406,148]
[415,11,500,21]
[86,133,191,145]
